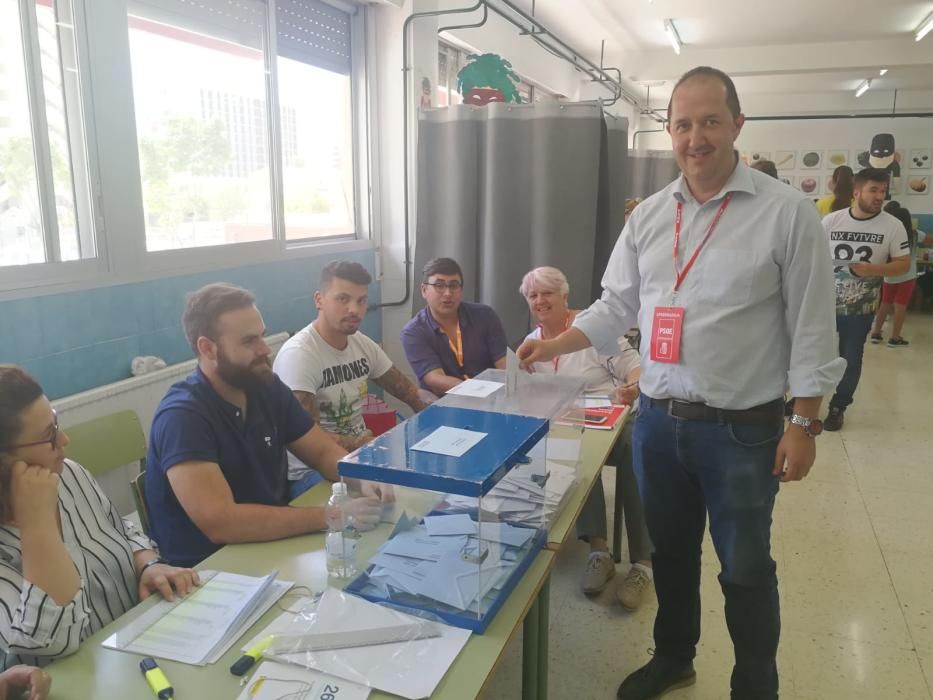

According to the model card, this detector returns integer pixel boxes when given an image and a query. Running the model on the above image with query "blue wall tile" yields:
[0,248,381,399]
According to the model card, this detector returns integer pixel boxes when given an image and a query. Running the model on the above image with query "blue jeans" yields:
[288,470,323,501]
[831,313,875,410]
[633,396,782,700]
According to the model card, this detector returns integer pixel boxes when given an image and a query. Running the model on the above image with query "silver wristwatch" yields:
[790,414,823,437]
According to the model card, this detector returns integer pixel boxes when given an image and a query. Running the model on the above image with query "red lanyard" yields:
[673,194,732,293]
[538,313,571,372]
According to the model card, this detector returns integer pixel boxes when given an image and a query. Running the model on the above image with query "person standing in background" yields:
[870,204,933,348]
[816,165,854,217]
[822,169,909,431]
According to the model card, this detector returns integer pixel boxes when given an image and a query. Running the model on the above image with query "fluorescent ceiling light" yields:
[855,79,872,97]
[917,11,933,41]
[664,19,682,55]
[879,69,888,76]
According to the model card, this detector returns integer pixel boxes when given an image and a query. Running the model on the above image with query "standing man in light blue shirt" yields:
[518,66,844,700]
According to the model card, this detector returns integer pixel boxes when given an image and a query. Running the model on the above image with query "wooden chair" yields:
[130,471,150,537]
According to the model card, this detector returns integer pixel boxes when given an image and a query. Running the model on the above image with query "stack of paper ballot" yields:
[355,514,535,614]
[101,570,291,665]
[445,460,578,526]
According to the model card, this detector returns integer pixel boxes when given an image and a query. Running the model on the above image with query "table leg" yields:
[522,595,540,700]
[613,465,624,563]
[537,575,550,698]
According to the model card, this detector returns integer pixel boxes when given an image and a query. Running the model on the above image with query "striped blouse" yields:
[0,459,155,669]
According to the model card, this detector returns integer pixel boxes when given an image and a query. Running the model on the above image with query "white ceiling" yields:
[518,0,933,114]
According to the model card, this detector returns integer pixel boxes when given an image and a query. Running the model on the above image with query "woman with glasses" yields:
[520,267,653,610]
[0,365,199,668]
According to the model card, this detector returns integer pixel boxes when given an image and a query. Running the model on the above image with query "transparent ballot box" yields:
[437,369,587,527]
[337,404,552,633]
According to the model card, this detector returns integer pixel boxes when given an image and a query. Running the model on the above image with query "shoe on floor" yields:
[582,551,616,595]
[617,656,697,700]
[870,333,883,344]
[887,336,909,348]
[824,406,845,432]
[617,565,652,610]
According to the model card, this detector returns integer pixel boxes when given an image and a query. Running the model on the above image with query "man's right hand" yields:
[10,462,60,529]
[516,339,558,370]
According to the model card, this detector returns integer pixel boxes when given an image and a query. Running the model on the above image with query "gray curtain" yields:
[414,101,628,346]
[621,150,680,200]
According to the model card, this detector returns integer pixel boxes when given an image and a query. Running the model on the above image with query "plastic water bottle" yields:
[325,482,357,578]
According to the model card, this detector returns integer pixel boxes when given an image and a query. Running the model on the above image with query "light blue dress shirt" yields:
[574,161,846,410]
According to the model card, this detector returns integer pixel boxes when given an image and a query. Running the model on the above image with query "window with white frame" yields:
[0,0,94,268]
[1,0,366,284]
[276,0,356,241]
[127,0,358,252]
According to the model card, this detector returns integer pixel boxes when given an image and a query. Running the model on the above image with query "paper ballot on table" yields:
[410,426,487,457]
[252,590,471,700]
[102,570,290,665]
[236,661,370,700]
[444,378,503,398]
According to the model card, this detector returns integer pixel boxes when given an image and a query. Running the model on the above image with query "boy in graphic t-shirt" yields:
[821,168,910,431]
[274,261,428,497]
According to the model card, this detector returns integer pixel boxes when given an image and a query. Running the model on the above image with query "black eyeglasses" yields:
[11,410,59,451]
[423,281,463,292]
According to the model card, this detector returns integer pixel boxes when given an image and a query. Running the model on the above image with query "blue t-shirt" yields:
[400,302,508,390]
[145,367,314,567]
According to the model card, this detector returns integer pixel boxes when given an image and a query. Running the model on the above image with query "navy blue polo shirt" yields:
[400,301,508,390]
[145,367,314,567]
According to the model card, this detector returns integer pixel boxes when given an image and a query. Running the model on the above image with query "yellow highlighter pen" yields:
[230,635,275,676]
[139,657,174,699]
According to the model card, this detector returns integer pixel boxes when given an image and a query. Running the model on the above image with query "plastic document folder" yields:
[242,589,471,700]
[101,570,291,665]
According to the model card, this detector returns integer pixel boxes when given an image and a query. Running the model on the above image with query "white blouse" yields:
[525,327,641,397]
[0,459,154,668]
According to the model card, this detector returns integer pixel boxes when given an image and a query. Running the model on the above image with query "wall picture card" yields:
[907,176,929,195]
[800,151,822,169]
[826,150,849,168]
[799,176,819,195]
[909,149,931,170]
[748,151,771,165]
[774,151,795,170]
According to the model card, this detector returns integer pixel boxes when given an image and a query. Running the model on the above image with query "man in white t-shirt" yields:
[274,261,428,497]
[822,168,910,431]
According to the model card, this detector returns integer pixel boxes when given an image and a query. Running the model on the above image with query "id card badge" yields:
[650,306,685,363]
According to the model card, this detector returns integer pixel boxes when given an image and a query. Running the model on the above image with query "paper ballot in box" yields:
[337,370,584,633]
[338,405,559,633]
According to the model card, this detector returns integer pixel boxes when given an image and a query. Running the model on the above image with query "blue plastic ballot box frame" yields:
[338,405,551,633]
[339,406,549,496]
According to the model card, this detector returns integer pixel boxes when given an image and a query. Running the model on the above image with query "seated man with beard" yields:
[145,283,390,567]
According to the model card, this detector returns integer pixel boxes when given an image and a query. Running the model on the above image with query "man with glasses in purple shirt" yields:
[401,258,508,397]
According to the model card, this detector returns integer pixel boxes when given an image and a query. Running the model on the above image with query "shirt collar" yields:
[194,365,249,419]
[425,303,470,333]
[673,153,756,205]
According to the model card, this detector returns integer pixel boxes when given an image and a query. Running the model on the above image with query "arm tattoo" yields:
[293,390,368,451]
[374,366,427,412]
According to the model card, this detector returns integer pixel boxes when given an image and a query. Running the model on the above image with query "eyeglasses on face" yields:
[423,281,463,292]
[10,410,59,451]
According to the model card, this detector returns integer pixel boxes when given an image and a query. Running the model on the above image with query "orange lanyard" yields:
[446,323,468,379]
